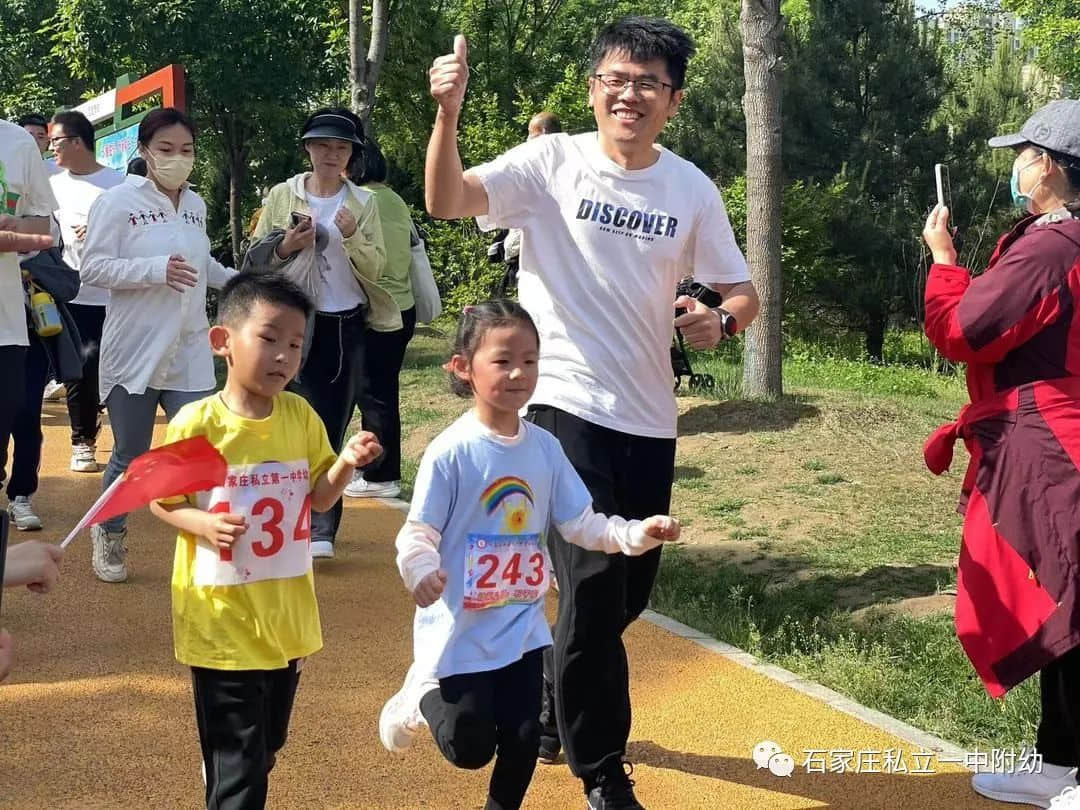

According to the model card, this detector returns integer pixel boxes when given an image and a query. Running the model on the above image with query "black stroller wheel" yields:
[703,374,716,390]
[689,374,703,390]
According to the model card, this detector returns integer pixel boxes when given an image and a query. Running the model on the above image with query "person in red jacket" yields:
[922,99,1080,808]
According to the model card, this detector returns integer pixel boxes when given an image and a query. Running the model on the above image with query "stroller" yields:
[671,277,725,392]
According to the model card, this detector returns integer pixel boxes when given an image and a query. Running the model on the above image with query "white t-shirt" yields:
[473,132,749,439]
[305,186,365,313]
[0,120,58,346]
[407,410,592,678]
[50,166,125,306]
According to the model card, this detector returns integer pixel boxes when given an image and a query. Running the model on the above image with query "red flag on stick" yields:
[62,436,227,548]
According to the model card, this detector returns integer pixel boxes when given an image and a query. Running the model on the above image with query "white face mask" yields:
[145,150,194,190]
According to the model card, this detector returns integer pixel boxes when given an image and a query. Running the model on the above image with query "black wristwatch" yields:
[714,307,737,340]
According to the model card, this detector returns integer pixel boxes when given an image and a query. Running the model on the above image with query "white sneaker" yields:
[973,765,1078,808]
[71,444,99,473]
[91,524,129,583]
[310,540,335,559]
[379,662,436,753]
[7,496,42,531]
[344,473,400,499]
[42,380,66,401]
[1052,786,1080,809]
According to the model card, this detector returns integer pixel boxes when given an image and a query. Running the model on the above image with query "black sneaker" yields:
[586,761,644,810]
[538,677,561,763]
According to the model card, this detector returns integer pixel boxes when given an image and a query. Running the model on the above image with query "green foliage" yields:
[1003,0,1080,92]
[415,212,504,317]
[0,0,81,118]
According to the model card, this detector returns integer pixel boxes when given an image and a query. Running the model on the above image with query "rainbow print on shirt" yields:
[481,475,535,534]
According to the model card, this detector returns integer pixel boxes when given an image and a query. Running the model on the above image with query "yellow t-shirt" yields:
[163,391,337,670]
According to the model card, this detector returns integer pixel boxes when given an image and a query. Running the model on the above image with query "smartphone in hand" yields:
[290,211,312,229]
[935,164,952,212]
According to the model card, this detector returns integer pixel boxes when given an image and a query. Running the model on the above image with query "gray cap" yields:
[988,99,1080,160]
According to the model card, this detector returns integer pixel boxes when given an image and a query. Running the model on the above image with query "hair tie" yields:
[462,305,475,315]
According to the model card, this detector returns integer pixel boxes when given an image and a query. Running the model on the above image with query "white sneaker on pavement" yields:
[973,764,1078,808]
[7,496,42,531]
[379,661,437,753]
[1052,785,1080,809]
[310,540,335,559]
[344,472,400,500]
[91,524,129,583]
[71,444,99,473]
[42,380,66,401]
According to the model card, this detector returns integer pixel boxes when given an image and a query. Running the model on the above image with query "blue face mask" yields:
[1011,154,1044,213]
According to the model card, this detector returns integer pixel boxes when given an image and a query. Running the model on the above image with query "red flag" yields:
[62,437,227,548]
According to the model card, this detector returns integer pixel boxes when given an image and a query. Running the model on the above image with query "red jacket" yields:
[924,211,1080,697]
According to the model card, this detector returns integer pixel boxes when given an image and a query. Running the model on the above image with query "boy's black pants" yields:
[191,660,301,810]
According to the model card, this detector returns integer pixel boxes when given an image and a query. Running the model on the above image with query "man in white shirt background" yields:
[48,110,125,473]
[0,119,60,531]
[18,114,60,176]
[426,17,759,810]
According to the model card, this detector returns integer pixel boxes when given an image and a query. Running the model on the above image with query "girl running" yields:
[378,299,680,810]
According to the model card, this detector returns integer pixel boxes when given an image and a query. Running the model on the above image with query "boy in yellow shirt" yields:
[151,273,381,809]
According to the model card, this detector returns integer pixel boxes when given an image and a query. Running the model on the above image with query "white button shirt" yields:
[82,175,235,401]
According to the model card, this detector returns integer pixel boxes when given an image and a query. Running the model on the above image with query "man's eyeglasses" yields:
[592,74,674,98]
[48,136,77,147]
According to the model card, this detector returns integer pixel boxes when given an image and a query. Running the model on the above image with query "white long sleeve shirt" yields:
[395,410,670,678]
[396,507,660,594]
[81,175,235,400]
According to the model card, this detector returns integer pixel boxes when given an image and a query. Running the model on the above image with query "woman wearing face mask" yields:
[252,107,393,560]
[923,99,1080,808]
[81,107,236,584]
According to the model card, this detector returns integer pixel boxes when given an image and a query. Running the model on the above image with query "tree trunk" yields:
[349,0,390,126]
[740,0,785,399]
[220,115,248,265]
[229,148,246,265]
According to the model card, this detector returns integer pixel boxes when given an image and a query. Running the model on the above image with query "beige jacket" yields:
[253,173,402,331]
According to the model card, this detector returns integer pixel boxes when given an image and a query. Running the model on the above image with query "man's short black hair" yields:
[217,272,313,327]
[51,110,95,150]
[18,114,48,129]
[589,17,696,91]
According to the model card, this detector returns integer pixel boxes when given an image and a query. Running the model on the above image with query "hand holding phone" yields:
[279,211,316,259]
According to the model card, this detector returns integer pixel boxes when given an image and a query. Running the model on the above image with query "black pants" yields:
[1038,644,1080,766]
[290,307,366,544]
[525,405,675,784]
[0,335,49,499]
[420,648,544,810]
[65,303,106,446]
[191,660,301,810]
[0,345,28,494]
[359,306,416,483]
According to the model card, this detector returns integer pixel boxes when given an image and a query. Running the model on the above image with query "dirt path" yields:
[0,403,994,808]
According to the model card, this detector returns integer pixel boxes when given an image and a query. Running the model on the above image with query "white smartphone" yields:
[934,163,952,211]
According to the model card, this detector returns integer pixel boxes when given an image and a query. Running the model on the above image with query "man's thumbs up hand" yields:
[430,34,470,117]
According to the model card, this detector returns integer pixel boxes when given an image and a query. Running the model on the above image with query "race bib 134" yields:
[192,460,312,586]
